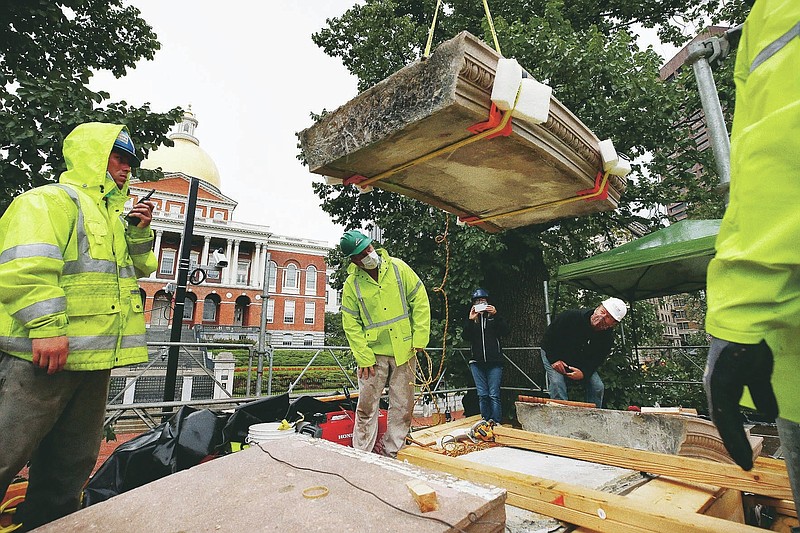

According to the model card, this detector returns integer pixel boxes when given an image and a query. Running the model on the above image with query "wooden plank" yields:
[398,446,762,532]
[742,494,798,518]
[494,426,791,500]
[703,488,745,523]
[408,415,482,446]
[518,395,596,408]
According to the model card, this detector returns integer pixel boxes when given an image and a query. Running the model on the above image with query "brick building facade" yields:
[131,111,329,346]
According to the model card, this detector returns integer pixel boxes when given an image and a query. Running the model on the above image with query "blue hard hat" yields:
[471,288,489,301]
[112,128,141,167]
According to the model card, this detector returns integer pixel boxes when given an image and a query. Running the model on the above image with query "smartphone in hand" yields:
[125,189,155,225]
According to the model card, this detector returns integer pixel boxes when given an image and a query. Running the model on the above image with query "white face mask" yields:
[359,250,380,270]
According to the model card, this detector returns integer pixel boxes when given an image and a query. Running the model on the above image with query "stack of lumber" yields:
[399,415,794,532]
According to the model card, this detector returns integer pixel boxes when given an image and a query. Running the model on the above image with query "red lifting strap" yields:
[576,171,610,201]
[467,102,513,139]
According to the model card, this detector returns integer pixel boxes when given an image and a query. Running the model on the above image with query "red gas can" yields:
[318,409,388,448]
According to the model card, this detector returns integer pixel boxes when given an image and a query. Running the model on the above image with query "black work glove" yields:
[704,338,778,470]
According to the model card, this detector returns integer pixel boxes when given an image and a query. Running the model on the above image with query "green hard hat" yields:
[340,230,372,256]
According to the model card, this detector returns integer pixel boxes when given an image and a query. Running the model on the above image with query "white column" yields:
[250,243,260,288]
[223,239,233,285]
[152,230,163,279]
[153,230,163,259]
[259,244,268,289]
[181,375,194,401]
[213,352,236,399]
[123,376,136,405]
[258,244,269,289]
[230,240,241,285]
[201,236,211,266]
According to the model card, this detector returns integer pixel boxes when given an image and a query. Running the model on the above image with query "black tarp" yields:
[84,393,355,506]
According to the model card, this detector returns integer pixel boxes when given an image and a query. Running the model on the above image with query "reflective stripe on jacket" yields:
[340,249,430,367]
[0,123,158,370]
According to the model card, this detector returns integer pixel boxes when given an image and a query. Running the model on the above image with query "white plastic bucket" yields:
[246,422,295,444]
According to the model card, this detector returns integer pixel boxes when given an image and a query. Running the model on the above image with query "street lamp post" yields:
[163,176,200,407]
[256,250,273,396]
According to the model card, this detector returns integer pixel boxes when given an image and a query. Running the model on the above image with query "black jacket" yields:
[540,308,615,379]
[463,312,509,365]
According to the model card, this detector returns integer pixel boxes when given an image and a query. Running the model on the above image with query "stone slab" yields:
[38,436,506,533]
[515,402,762,464]
[458,446,643,492]
[299,31,625,232]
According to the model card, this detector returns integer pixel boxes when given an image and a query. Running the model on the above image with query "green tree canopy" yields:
[305,0,748,393]
[0,0,183,214]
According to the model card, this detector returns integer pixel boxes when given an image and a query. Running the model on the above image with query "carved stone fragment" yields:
[299,31,626,232]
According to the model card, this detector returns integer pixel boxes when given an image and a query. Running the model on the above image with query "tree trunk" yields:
[486,233,549,391]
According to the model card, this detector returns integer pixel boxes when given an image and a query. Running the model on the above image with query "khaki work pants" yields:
[353,354,416,458]
[0,352,111,531]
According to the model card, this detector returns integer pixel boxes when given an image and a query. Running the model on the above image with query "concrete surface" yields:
[36,436,506,533]
[458,446,647,533]
[515,402,762,463]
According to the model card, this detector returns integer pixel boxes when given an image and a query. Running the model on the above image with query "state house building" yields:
[130,110,329,346]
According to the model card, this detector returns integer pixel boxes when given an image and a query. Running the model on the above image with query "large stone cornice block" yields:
[300,31,626,232]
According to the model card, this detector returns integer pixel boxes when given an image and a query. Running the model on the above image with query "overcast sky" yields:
[91,1,361,247]
[92,2,680,248]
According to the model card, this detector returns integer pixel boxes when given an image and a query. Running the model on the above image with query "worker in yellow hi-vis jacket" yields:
[0,123,157,530]
[704,0,800,515]
[340,230,430,458]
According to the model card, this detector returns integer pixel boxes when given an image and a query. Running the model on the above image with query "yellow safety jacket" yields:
[341,249,430,368]
[706,1,800,422]
[0,123,158,370]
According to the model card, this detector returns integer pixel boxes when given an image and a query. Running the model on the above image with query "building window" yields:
[160,250,176,276]
[183,297,194,320]
[268,261,277,292]
[237,261,250,285]
[266,299,274,323]
[284,300,295,324]
[169,204,182,216]
[202,297,217,321]
[283,263,299,293]
[213,211,225,220]
[195,208,204,219]
[190,251,199,270]
[305,266,317,294]
[304,302,315,325]
[303,334,314,346]
[282,333,293,346]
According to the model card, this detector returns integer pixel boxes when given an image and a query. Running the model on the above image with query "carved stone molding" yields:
[299,31,626,232]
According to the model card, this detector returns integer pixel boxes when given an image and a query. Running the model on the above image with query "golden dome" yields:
[141,110,221,188]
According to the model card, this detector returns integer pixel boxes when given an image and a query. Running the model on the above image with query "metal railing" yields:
[102,342,546,428]
[102,341,710,429]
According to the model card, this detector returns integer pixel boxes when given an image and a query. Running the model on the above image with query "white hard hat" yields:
[601,297,627,322]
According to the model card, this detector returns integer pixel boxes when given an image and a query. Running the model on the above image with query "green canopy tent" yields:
[556,219,721,302]
[553,218,721,379]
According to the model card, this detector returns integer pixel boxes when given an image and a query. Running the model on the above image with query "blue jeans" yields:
[469,362,503,422]
[540,350,604,407]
